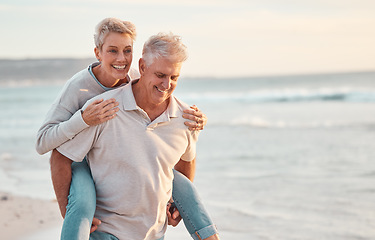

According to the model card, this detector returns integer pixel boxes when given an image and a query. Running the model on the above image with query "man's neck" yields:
[132,81,169,122]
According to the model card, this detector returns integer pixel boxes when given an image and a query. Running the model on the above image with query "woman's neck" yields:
[92,64,128,88]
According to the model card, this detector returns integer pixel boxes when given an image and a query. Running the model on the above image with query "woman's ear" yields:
[94,47,101,62]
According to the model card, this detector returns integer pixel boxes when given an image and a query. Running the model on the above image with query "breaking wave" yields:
[179,88,375,103]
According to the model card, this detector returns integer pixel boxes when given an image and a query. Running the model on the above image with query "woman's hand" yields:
[183,105,207,131]
[82,98,119,126]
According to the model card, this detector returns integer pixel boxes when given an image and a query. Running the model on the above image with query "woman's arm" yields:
[35,104,88,155]
[35,98,118,155]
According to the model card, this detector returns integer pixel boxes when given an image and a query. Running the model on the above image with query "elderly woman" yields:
[36,18,219,240]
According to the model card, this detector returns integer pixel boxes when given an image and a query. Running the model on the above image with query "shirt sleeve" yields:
[56,123,100,162]
[35,103,89,155]
[180,130,200,162]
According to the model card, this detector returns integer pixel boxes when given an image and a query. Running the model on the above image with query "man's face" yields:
[140,57,182,106]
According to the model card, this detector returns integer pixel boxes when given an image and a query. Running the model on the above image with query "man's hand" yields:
[167,202,182,227]
[82,98,119,126]
[90,217,102,233]
[183,105,207,131]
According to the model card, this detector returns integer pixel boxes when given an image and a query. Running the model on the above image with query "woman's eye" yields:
[109,49,117,53]
[125,49,132,54]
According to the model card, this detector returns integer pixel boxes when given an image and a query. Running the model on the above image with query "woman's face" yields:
[95,32,133,82]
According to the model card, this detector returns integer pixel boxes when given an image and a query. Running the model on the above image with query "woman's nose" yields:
[117,52,127,61]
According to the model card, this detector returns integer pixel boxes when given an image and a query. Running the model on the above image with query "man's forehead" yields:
[151,59,182,73]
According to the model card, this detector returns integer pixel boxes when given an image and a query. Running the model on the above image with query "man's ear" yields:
[139,58,146,75]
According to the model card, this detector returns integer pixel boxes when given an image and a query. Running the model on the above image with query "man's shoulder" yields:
[101,82,130,98]
[85,82,129,106]
[128,67,140,80]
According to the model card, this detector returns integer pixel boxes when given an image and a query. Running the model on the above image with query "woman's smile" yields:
[112,64,127,70]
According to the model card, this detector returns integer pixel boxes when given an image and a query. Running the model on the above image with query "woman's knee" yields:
[173,169,198,197]
[66,189,96,218]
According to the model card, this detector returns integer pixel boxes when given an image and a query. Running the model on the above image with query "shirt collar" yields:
[121,80,138,111]
[166,94,179,119]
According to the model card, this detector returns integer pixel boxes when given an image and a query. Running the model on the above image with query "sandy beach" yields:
[0,192,62,240]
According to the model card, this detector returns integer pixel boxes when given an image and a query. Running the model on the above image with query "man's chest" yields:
[91,111,189,167]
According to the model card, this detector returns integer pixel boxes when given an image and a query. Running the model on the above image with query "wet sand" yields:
[0,192,62,240]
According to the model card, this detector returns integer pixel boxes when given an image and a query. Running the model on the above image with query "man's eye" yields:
[156,73,164,78]
[171,76,178,81]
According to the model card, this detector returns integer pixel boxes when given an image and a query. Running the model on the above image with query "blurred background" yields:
[1,1,375,239]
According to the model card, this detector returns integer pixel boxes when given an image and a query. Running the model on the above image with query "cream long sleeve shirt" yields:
[35,63,139,155]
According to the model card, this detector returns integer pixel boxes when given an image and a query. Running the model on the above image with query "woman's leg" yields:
[172,169,219,240]
[61,159,96,240]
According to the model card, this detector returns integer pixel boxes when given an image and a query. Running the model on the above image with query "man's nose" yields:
[161,78,172,89]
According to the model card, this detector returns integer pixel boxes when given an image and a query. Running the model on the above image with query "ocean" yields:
[1,59,375,239]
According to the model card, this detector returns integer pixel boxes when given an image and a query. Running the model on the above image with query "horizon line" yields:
[0,57,374,79]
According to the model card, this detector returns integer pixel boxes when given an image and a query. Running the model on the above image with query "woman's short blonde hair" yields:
[94,18,136,49]
[142,32,188,66]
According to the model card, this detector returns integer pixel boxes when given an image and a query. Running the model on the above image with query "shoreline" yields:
[0,192,62,240]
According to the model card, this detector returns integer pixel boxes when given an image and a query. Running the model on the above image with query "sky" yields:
[1,0,375,77]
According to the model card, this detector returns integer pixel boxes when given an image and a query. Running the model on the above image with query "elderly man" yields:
[56,32,210,240]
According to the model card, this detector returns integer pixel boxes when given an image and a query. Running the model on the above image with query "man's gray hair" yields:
[94,18,136,49]
[142,32,188,66]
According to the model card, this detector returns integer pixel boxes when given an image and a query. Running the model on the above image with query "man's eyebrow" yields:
[154,72,180,78]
